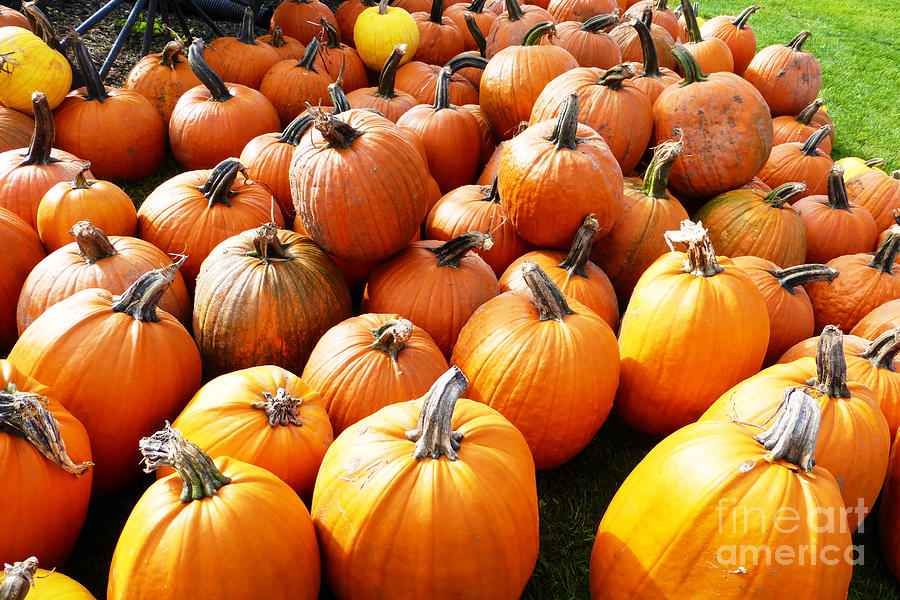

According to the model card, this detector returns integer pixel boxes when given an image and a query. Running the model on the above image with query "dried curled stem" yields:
[251,388,304,428]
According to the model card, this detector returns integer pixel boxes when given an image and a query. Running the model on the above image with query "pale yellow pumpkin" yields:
[0,27,71,114]
[354,0,419,70]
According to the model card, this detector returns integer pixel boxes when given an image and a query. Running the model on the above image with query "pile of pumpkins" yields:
[2,0,900,598]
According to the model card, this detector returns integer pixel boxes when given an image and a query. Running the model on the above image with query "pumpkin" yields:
[451,14,489,89]
[290,108,431,262]
[498,93,624,249]
[0,207,44,350]
[17,221,191,332]
[616,220,770,435]
[542,14,621,69]
[701,326,890,532]
[203,7,281,89]
[484,0,554,58]
[627,15,679,103]
[499,215,619,328]
[271,0,337,44]
[362,232,499,356]
[255,25,305,60]
[805,226,900,334]
[0,94,89,230]
[591,388,852,599]
[698,3,757,74]
[0,557,96,599]
[259,39,334,127]
[108,425,320,600]
[879,422,900,579]
[843,329,900,442]
[35,163,137,252]
[693,182,807,267]
[852,299,900,341]
[192,223,352,378]
[731,256,839,365]
[311,367,539,599]
[169,40,280,170]
[777,333,872,365]
[411,0,466,65]
[397,67,483,193]
[137,158,282,290]
[392,0,433,15]
[302,314,449,433]
[771,97,834,153]
[757,125,834,200]
[124,41,202,124]
[425,178,528,276]
[743,30,822,116]
[653,45,773,199]
[345,44,418,121]
[336,0,377,44]
[354,0,420,70]
[0,364,92,568]
[793,164,879,264]
[52,36,166,181]
[675,0,733,73]
[845,167,900,230]
[8,262,201,497]
[0,26,71,113]
[0,7,29,29]
[529,63,653,175]
[590,138,688,306]
[170,365,332,501]
[0,106,33,153]
[838,156,886,181]
[621,0,679,40]
[394,54,481,105]
[609,7,676,70]
[462,102,498,167]
[548,0,616,23]
[445,0,497,50]
[312,18,368,91]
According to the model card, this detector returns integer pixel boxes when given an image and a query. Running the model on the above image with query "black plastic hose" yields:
[183,0,274,28]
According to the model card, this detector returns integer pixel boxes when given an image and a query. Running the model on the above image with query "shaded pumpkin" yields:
[0,207,45,350]
[271,0,338,44]
[771,97,834,154]
[461,102,498,168]
[743,30,822,116]
[609,7,676,70]
[336,0,377,44]
[345,44,418,121]
[757,124,834,201]
[0,6,30,29]
[202,7,281,89]
[698,4,758,74]
[0,106,33,153]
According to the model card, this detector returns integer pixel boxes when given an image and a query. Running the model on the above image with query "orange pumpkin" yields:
[627,15,680,103]
[484,0,554,57]
[411,0,467,65]
[771,97,834,154]
[255,25,305,60]
[461,101,499,167]
[203,7,281,89]
[0,207,44,350]
[542,14,621,69]
[675,0,733,73]
[757,125,834,201]
[698,4,758,74]
[609,7,676,70]
[271,0,338,44]
[336,0,377,43]
[548,0,616,22]
[744,30,822,116]
[445,0,497,51]
[0,6,29,28]
[345,44,418,121]
[312,19,368,91]
[394,55,480,105]
[777,333,872,365]
[621,0,679,40]
[0,106,34,153]
[124,41,202,124]
[845,168,900,230]
[843,329,900,442]
[259,38,335,127]
[852,299,900,341]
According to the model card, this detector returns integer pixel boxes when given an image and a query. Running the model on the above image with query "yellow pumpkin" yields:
[837,156,887,181]
[0,557,97,599]
[0,26,72,114]
[354,0,419,70]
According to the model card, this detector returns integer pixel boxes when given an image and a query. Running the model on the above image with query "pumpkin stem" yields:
[0,384,93,477]
[764,182,807,207]
[406,367,467,460]
[504,0,524,22]
[892,171,900,181]
[631,16,662,78]
[251,387,304,427]
[486,176,501,204]
[679,0,702,43]
[522,21,555,46]
[870,226,900,274]
[370,318,414,361]
[236,6,257,44]
[70,162,93,190]
[730,4,759,29]
[432,67,453,110]
[69,34,109,102]
[753,387,821,473]
[893,209,900,228]
[795,98,824,126]
[188,40,232,102]
[656,0,669,10]
[672,44,708,85]
[329,79,352,112]
[522,260,575,321]
[159,40,186,68]
[201,157,248,207]
[446,53,487,72]
[312,109,363,148]
[140,423,231,503]
[378,0,389,15]
[428,0,444,24]
[787,30,811,51]
[320,18,343,48]
[812,325,851,398]
[464,14,487,57]
[298,37,320,71]
[467,0,487,13]
[267,25,288,48]
[546,93,581,151]
[865,158,887,169]
[246,223,293,263]
[664,220,723,277]
[825,165,853,211]
[859,328,900,372]
[70,220,118,264]
[800,125,831,157]
[277,112,316,145]
[598,63,636,90]
[582,13,619,33]
[375,44,407,98]
[111,259,184,322]
[23,2,63,51]
[428,231,494,267]
[771,264,839,295]
[0,557,39,600]
[557,215,599,278]
[640,135,683,199]
[17,93,58,167]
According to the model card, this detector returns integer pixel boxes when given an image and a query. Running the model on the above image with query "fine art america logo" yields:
[714,498,866,568]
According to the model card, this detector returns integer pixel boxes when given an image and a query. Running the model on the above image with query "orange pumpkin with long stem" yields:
[758,124,834,200]
[627,15,679,103]
[499,215,618,328]
[542,14,621,69]
[622,0,680,38]
[590,138,687,306]
[312,367,539,600]
[394,54,481,105]
[17,221,191,332]
[411,0,466,65]
[445,0,497,50]
[0,207,45,350]
[271,0,338,44]
[609,7,676,70]
[124,40,201,123]
[259,38,334,127]
[701,326,890,532]
[255,25,305,60]
[312,19,368,91]
[846,168,900,230]
[548,0,616,24]
[675,0,733,72]
[345,44,418,121]
[771,97,834,153]
[743,30,822,116]
[336,0,377,43]
[302,314,449,433]
[484,0,553,57]
[842,329,900,441]
[203,7,281,89]
[616,220,770,435]
[8,262,202,497]
[776,334,872,365]
[698,3,758,74]
[730,256,839,364]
